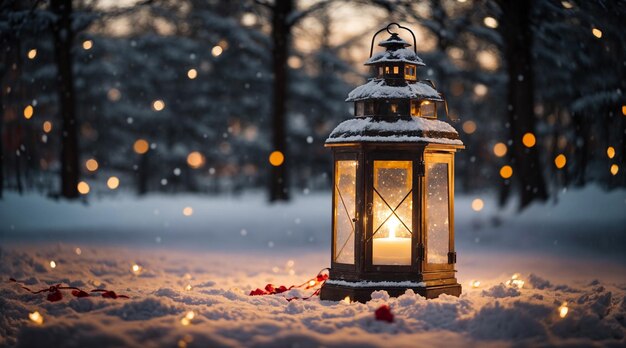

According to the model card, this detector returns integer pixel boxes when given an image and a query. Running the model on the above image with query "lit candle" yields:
[372,219,411,265]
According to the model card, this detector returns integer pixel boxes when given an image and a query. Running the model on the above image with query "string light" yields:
[592,28,602,38]
[269,151,284,167]
[133,139,149,154]
[107,176,120,190]
[469,280,481,288]
[152,100,165,111]
[43,121,53,133]
[554,154,567,169]
[462,120,477,134]
[181,311,195,326]
[500,165,513,179]
[606,146,615,159]
[77,181,90,195]
[24,105,34,119]
[471,198,484,211]
[211,46,223,57]
[558,302,569,318]
[492,142,507,157]
[132,264,142,274]
[27,49,37,59]
[186,151,205,169]
[29,311,44,325]
[610,164,619,176]
[50,260,57,269]
[522,133,536,148]
[85,158,99,172]
[483,16,498,28]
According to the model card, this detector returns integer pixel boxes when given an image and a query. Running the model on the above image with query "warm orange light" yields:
[269,151,285,166]
[186,151,205,169]
[132,264,142,274]
[108,88,121,102]
[610,164,619,176]
[183,207,193,216]
[559,302,569,318]
[24,105,34,119]
[522,133,536,148]
[607,146,615,159]
[211,46,223,57]
[152,100,165,111]
[483,16,498,28]
[471,198,484,212]
[554,154,567,169]
[107,176,120,189]
[500,165,513,179]
[462,120,477,134]
[82,40,93,50]
[29,311,44,325]
[43,121,53,133]
[133,139,149,154]
[592,28,602,38]
[187,68,197,79]
[622,105,626,116]
[85,158,99,172]
[77,181,90,194]
[493,143,507,157]
[561,1,573,9]
[27,49,37,59]
[50,260,57,268]
[469,280,481,288]
[474,84,488,97]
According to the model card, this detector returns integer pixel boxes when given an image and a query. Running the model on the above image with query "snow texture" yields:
[1,187,625,347]
[346,79,442,102]
[326,117,463,145]
[365,48,425,66]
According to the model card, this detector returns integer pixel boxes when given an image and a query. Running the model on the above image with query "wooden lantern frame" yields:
[321,142,463,302]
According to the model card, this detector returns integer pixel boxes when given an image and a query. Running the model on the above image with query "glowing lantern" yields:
[320,24,464,302]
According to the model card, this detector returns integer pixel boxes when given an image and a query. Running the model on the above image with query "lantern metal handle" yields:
[369,22,417,58]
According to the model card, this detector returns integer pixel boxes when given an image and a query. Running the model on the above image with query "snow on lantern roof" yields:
[326,117,463,145]
[377,34,411,48]
[346,78,443,102]
[365,48,425,66]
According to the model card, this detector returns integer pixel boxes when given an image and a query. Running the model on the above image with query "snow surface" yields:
[346,79,442,102]
[326,117,463,145]
[1,186,626,347]
[365,48,425,66]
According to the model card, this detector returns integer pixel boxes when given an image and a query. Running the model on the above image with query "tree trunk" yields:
[51,0,80,199]
[268,0,292,202]
[498,0,548,209]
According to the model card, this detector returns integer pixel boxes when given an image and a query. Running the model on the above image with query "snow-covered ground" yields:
[1,186,625,347]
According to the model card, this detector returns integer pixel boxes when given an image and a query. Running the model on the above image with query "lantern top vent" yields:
[365,23,425,66]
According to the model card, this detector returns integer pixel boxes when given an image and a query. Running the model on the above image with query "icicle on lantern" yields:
[320,23,464,302]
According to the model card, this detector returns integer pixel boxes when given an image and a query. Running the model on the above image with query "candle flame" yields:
[343,296,351,304]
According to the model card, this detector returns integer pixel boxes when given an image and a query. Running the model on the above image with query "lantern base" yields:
[320,282,461,303]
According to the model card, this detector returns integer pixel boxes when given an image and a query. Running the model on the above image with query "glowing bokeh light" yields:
[554,154,567,169]
[211,45,223,57]
[183,207,193,216]
[462,120,477,134]
[610,164,619,176]
[43,121,53,133]
[493,143,507,157]
[24,105,34,119]
[269,151,285,167]
[152,100,165,111]
[27,49,37,59]
[471,198,484,212]
[522,133,536,148]
[29,311,44,325]
[592,28,602,38]
[133,139,149,154]
[77,181,90,194]
[606,146,615,159]
[483,16,498,28]
[107,176,120,189]
[500,165,513,179]
[186,151,205,169]
[187,68,197,79]
[82,40,93,50]
[85,158,99,172]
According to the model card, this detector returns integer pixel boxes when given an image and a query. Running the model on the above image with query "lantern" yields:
[320,23,464,302]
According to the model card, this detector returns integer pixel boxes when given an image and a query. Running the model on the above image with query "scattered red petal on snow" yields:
[264,284,275,293]
[47,291,63,302]
[71,290,90,298]
[316,274,329,282]
[101,290,118,299]
[250,288,266,296]
[375,304,394,323]
[274,285,288,294]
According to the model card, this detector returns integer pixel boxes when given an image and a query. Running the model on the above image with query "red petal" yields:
[72,290,90,298]
[102,291,118,299]
[264,284,275,293]
[275,285,288,294]
[317,274,329,282]
[47,291,63,302]
[249,288,266,296]
[374,304,394,323]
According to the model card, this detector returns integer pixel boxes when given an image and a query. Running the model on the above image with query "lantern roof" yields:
[345,78,443,102]
[365,33,425,66]
[326,117,462,145]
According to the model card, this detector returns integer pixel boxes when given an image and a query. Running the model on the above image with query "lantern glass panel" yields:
[425,162,450,264]
[372,161,412,266]
[334,160,357,264]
